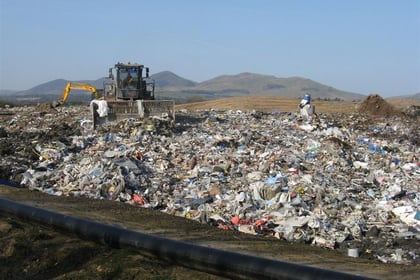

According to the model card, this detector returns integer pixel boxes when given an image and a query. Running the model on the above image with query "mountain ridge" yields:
[1,71,419,103]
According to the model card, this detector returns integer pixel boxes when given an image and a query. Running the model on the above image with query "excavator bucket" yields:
[91,99,175,128]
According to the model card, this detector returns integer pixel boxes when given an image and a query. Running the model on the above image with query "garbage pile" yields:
[0,101,418,265]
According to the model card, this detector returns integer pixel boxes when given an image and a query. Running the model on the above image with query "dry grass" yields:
[176,96,420,114]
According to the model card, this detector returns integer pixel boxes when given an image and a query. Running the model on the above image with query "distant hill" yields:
[2,71,418,104]
[388,92,420,101]
[0,89,18,96]
[157,72,365,102]
[201,73,364,100]
[20,79,68,95]
[151,71,197,88]
[0,78,108,104]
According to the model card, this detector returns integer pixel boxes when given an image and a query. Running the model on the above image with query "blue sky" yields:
[1,0,419,97]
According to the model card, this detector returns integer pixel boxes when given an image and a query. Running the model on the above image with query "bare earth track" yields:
[176,96,360,113]
[1,97,419,280]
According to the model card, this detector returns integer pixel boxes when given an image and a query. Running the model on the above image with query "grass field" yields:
[176,96,419,114]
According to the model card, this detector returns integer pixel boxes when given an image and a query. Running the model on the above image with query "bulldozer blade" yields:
[91,100,175,128]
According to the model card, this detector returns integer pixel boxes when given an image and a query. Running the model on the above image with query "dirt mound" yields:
[358,94,400,117]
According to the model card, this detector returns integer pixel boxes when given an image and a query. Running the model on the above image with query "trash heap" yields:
[0,102,419,265]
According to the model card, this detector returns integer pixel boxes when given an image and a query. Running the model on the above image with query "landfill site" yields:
[0,94,419,279]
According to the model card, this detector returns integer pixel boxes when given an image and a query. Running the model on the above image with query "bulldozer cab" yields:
[106,63,155,101]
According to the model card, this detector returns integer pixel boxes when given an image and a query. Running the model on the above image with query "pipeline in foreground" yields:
[0,198,376,280]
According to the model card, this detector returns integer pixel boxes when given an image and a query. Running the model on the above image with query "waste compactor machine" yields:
[91,62,175,127]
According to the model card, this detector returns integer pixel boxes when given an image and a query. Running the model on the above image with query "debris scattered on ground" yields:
[0,101,418,265]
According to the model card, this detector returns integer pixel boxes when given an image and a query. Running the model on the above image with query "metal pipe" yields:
[0,198,376,280]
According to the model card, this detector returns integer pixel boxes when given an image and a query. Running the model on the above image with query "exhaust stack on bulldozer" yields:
[90,62,174,128]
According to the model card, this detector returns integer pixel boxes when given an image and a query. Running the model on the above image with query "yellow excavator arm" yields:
[52,82,99,107]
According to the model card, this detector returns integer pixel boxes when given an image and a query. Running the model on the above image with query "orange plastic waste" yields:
[231,215,240,225]
[132,193,146,205]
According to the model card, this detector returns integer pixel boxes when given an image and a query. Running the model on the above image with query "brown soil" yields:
[1,186,419,280]
[357,94,401,117]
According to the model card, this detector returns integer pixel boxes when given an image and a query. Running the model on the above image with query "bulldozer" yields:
[90,62,175,128]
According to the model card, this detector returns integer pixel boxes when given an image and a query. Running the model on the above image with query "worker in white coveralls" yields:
[299,94,314,123]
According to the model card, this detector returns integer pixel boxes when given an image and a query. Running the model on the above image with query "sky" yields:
[0,0,419,97]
